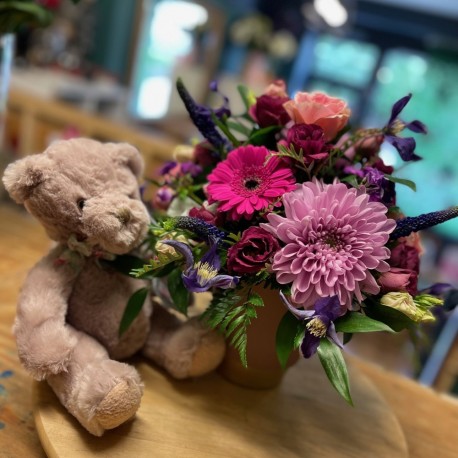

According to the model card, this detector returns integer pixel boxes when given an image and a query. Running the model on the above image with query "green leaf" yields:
[276,312,300,369]
[334,312,395,334]
[102,254,145,276]
[119,288,149,337]
[247,125,281,146]
[211,113,240,147]
[201,289,264,367]
[246,291,264,307]
[317,339,353,405]
[226,120,252,137]
[364,299,415,332]
[167,268,190,315]
[237,84,255,112]
[384,175,416,192]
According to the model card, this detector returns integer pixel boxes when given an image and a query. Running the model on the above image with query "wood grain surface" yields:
[1,204,458,457]
[33,357,408,458]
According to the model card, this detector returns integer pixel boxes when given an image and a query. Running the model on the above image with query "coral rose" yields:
[283,91,351,141]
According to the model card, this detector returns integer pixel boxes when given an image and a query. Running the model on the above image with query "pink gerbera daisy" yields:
[207,145,296,220]
[261,180,396,310]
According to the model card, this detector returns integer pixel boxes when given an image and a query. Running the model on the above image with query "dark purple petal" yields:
[422,283,452,296]
[182,272,209,293]
[279,291,315,319]
[200,243,221,271]
[386,135,422,161]
[327,323,343,348]
[405,120,427,134]
[206,274,240,289]
[300,332,320,358]
[314,296,343,321]
[161,240,194,269]
[159,161,177,175]
[388,94,412,126]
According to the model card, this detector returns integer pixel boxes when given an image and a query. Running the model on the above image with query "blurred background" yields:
[1,0,458,394]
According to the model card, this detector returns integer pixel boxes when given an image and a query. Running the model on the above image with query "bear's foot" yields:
[93,379,142,431]
[144,315,226,380]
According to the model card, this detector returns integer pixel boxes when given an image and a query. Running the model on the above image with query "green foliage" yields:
[248,125,281,147]
[334,312,395,334]
[202,289,264,367]
[237,84,256,112]
[119,287,149,337]
[275,311,303,369]
[103,254,145,276]
[317,338,353,405]
[0,1,53,34]
[130,251,181,279]
[384,175,417,192]
[167,268,190,315]
[364,298,415,332]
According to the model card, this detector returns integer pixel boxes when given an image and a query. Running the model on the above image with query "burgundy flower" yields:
[188,204,223,226]
[285,124,329,164]
[227,227,280,274]
[193,142,219,168]
[389,240,420,273]
[250,94,291,128]
[379,267,418,296]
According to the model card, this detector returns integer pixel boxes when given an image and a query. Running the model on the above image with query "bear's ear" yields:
[2,155,49,204]
[107,143,144,178]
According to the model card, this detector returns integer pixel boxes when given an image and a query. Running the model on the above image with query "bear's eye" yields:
[77,199,86,210]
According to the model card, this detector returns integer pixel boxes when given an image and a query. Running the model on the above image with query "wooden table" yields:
[1,204,458,457]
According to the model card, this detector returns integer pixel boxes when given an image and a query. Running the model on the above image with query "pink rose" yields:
[227,227,280,274]
[379,267,418,295]
[283,92,351,141]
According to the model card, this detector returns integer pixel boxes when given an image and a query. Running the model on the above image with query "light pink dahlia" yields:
[261,180,396,310]
[207,145,296,220]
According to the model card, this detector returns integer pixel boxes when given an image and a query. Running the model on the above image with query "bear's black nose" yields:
[116,208,131,225]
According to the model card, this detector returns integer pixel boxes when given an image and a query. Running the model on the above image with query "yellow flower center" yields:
[196,261,218,285]
[306,317,327,337]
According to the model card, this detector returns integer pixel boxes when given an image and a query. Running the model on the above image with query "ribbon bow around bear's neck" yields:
[54,234,116,270]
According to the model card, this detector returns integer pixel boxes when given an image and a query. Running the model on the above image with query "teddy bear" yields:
[2,138,226,436]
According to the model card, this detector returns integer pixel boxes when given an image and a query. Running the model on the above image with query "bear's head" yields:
[3,138,150,255]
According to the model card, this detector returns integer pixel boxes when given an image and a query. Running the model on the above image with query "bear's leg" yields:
[142,305,226,379]
[47,326,143,436]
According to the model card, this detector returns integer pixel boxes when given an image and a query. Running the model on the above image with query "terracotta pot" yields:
[218,286,299,389]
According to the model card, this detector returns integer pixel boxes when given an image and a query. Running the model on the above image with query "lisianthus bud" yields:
[380,292,435,323]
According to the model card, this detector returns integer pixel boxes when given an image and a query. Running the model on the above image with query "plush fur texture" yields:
[3,139,226,436]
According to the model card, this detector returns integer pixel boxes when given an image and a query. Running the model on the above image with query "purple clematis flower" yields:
[384,94,427,162]
[162,240,239,293]
[280,292,344,358]
[344,165,395,206]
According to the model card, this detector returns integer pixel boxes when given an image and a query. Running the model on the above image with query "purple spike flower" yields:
[390,206,458,240]
[384,94,427,162]
[164,216,225,244]
[176,78,231,151]
[280,292,344,358]
[162,240,239,293]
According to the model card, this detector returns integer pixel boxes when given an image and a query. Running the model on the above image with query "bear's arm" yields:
[13,245,81,380]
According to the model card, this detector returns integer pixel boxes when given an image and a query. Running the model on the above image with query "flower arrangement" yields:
[121,78,458,403]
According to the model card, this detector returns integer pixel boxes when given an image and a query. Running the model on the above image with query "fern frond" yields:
[202,289,264,367]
